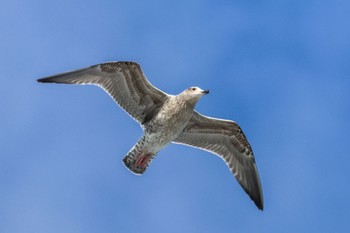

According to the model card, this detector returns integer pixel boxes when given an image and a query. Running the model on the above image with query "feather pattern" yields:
[38,61,264,210]
[173,111,264,210]
[37,62,169,125]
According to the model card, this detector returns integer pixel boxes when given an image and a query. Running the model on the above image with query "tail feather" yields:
[122,138,156,175]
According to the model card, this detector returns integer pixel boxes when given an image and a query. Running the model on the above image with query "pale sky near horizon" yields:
[1,0,350,232]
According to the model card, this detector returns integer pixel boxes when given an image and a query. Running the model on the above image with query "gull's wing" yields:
[37,62,169,125]
[173,111,263,210]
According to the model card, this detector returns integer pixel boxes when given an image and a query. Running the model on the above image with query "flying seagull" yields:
[37,61,264,210]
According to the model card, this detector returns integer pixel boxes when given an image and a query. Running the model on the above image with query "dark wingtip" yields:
[245,193,263,211]
[251,190,264,211]
[242,184,264,211]
[256,200,264,211]
[37,77,50,83]
[37,76,66,84]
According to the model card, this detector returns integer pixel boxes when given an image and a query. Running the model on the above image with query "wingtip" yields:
[253,190,264,211]
[37,77,53,83]
[256,201,264,211]
[243,184,264,211]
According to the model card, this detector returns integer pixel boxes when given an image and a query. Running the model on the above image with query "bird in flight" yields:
[37,61,264,210]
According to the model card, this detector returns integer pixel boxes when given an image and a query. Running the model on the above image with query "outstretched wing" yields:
[173,111,263,210]
[38,62,169,125]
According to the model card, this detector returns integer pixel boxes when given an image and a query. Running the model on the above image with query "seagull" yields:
[37,61,264,210]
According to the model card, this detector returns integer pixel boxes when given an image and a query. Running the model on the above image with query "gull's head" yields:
[180,86,209,104]
[184,86,209,97]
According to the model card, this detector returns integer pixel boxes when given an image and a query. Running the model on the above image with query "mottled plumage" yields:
[37,61,264,210]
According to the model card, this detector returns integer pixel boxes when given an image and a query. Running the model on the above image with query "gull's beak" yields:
[202,90,210,94]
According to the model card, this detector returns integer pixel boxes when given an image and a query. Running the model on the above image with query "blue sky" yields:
[1,0,350,232]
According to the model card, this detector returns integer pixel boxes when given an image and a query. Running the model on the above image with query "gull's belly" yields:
[143,96,194,153]
[144,123,185,152]
[144,117,191,152]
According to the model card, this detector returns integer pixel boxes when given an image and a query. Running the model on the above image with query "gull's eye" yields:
[192,87,196,91]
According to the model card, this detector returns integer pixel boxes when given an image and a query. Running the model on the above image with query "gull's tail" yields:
[122,137,156,175]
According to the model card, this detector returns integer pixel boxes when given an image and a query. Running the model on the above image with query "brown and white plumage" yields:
[37,61,264,210]
[38,62,169,125]
[173,111,263,210]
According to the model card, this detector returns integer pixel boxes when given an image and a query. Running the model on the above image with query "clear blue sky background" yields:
[1,0,349,232]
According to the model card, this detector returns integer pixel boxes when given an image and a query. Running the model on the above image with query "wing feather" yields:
[173,111,264,210]
[37,62,169,125]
